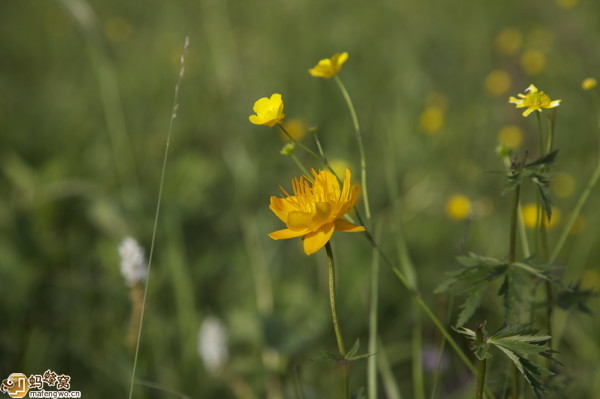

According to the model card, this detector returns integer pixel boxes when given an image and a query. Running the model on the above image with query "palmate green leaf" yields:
[460,322,556,399]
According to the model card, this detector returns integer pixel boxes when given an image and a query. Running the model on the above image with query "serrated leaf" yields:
[346,338,360,359]
[535,181,553,222]
[456,285,485,327]
[556,283,597,314]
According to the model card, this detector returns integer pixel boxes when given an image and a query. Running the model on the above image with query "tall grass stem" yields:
[127,36,190,399]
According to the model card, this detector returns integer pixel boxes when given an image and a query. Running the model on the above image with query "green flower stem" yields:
[334,75,372,224]
[503,156,531,258]
[325,241,349,399]
[278,124,325,165]
[509,185,521,264]
[278,124,341,180]
[475,324,487,399]
[535,111,553,350]
[551,160,600,263]
[289,152,311,177]
[368,226,381,399]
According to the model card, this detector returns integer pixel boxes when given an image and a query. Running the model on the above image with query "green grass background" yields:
[1,0,600,397]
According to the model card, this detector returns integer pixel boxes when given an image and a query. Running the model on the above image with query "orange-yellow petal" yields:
[302,223,335,255]
[269,228,309,240]
[334,219,366,232]
[287,211,314,230]
[270,196,297,223]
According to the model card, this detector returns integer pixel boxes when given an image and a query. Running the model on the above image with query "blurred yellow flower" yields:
[485,70,512,97]
[582,78,597,91]
[280,118,307,142]
[419,106,445,135]
[556,0,579,9]
[249,93,285,127]
[509,84,561,117]
[520,50,546,75]
[269,169,365,255]
[497,125,523,149]
[308,52,349,79]
[329,159,351,180]
[445,195,472,221]
[495,27,523,55]
[551,172,576,198]
[522,203,561,229]
[580,269,600,291]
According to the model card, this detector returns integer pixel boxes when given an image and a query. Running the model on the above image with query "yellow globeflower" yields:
[497,125,523,149]
[269,169,365,255]
[509,84,561,117]
[249,93,285,127]
[485,70,512,97]
[445,195,472,221]
[308,52,349,79]
[582,78,597,91]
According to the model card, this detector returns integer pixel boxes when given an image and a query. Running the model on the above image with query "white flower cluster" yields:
[118,237,147,286]
[198,316,228,374]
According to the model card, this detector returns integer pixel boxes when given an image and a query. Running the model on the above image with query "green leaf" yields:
[556,282,597,314]
[524,150,559,169]
[346,338,360,359]
[456,285,485,327]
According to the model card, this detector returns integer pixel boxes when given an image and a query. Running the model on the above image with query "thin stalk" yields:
[502,156,531,259]
[509,185,521,264]
[325,242,349,399]
[536,111,553,348]
[289,152,311,177]
[368,226,381,399]
[475,324,487,399]
[550,161,600,263]
[334,75,371,223]
[278,124,326,166]
[508,183,521,399]
[127,36,189,399]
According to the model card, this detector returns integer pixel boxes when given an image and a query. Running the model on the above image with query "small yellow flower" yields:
[508,84,561,117]
[249,93,285,127]
[445,195,472,221]
[582,78,597,91]
[308,52,349,79]
[269,169,365,255]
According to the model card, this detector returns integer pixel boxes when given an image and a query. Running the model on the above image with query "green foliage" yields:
[436,254,560,326]
[456,323,556,399]
[503,150,558,221]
